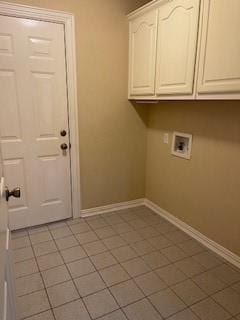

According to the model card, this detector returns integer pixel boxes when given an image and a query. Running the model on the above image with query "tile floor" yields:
[12,206,240,320]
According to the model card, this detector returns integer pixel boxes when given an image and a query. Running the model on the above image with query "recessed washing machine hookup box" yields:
[171,132,192,160]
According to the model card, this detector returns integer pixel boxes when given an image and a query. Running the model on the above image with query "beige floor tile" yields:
[100,264,130,286]
[61,245,87,263]
[165,230,191,244]
[67,218,85,225]
[37,252,64,271]
[103,235,127,250]
[75,230,99,244]
[48,221,67,230]
[193,271,227,295]
[213,288,240,316]
[13,246,34,263]
[120,231,143,244]
[112,222,134,234]
[70,222,91,234]
[232,282,240,295]
[12,229,28,239]
[12,236,31,249]
[50,226,72,240]
[87,218,109,230]
[193,251,224,269]
[110,279,144,307]
[161,246,187,262]
[175,257,206,277]
[121,257,151,277]
[90,251,118,270]
[55,235,78,250]
[28,225,49,235]
[155,222,177,234]
[41,265,71,287]
[137,226,160,239]
[124,298,162,320]
[33,241,58,257]
[148,235,172,250]
[191,297,231,320]
[83,289,118,319]
[15,258,39,278]
[131,240,155,256]
[156,264,187,286]
[178,240,206,256]
[24,310,54,320]
[120,212,139,222]
[168,309,200,320]
[16,273,44,297]
[47,280,79,308]
[30,231,53,245]
[95,226,117,239]
[67,257,96,278]
[17,290,50,319]
[97,310,127,320]
[142,251,170,269]
[210,264,240,285]
[82,240,107,256]
[74,272,106,297]
[111,245,138,263]
[134,271,167,296]
[128,219,148,230]
[149,288,186,318]
[172,279,206,306]
[103,215,124,226]
[53,299,91,320]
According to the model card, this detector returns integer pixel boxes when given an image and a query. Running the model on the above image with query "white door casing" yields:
[129,9,158,96]
[0,15,73,229]
[155,0,200,95]
[197,0,240,94]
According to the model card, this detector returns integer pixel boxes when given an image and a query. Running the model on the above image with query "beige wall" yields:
[146,100,240,256]
[6,0,148,209]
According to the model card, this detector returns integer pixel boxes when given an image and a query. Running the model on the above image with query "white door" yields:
[197,0,240,94]
[155,0,200,95]
[128,9,158,96]
[0,15,72,230]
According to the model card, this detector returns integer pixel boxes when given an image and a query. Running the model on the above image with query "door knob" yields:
[5,187,21,202]
[60,130,67,137]
[60,143,68,150]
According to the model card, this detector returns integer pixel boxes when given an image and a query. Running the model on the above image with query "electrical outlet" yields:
[163,133,169,144]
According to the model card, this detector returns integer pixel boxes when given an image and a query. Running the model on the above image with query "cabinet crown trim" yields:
[127,0,169,20]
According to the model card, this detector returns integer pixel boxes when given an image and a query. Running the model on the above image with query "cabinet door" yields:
[197,0,240,94]
[129,10,158,96]
[155,0,200,95]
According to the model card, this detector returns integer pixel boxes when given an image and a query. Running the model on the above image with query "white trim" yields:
[81,199,145,217]
[0,2,81,219]
[145,199,240,269]
[127,0,169,20]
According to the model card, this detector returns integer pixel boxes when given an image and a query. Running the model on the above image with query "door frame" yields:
[0,2,81,219]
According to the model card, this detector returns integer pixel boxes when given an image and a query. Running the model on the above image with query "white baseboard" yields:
[81,198,145,217]
[145,199,240,269]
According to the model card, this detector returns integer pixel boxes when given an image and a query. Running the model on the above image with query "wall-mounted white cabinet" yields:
[128,0,240,100]
[155,0,200,96]
[197,0,240,97]
[129,10,158,96]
